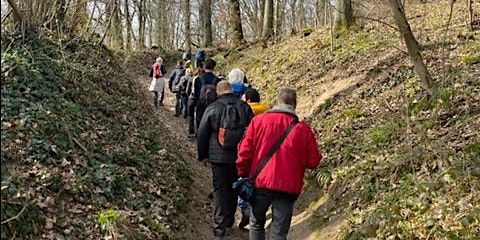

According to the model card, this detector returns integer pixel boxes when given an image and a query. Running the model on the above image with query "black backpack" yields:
[217,101,248,150]
[161,64,167,75]
[199,84,217,106]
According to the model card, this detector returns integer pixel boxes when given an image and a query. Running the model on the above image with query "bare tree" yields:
[387,0,436,94]
[467,0,474,31]
[335,0,354,29]
[184,0,192,49]
[201,0,213,47]
[228,0,245,46]
[261,0,274,40]
[124,0,133,49]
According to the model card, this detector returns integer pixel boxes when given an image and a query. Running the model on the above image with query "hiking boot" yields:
[238,211,249,229]
[187,133,196,139]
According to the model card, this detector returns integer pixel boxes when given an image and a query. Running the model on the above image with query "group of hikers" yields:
[148,50,324,240]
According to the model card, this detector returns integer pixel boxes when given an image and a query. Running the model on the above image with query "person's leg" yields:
[187,99,196,136]
[249,189,272,240]
[174,94,181,116]
[211,163,238,236]
[152,91,158,107]
[269,193,296,240]
[195,104,205,133]
[181,94,188,118]
[159,88,164,106]
[238,197,250,229]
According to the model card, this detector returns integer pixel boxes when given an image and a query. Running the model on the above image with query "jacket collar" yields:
[269,104,297,116]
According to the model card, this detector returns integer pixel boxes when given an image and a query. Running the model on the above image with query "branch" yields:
[354,15,399,32]
[5,0,23,23]
[1,204,27,225]
[441,0,455,85]
[1,9,12,24]
[98,0,116,45]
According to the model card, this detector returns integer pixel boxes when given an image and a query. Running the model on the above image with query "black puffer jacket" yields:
[197,93,254,163]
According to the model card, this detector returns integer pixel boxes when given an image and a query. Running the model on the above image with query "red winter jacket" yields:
[236,110,322,195]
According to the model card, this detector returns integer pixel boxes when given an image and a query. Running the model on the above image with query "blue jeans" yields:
[249,189,297,240]
[238,197,250,214]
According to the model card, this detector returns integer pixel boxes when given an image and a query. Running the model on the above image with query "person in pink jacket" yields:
[236,87,323,240]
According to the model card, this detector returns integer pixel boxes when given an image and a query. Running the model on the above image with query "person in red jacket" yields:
[236,87,323,240]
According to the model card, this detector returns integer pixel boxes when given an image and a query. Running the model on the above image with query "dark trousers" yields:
[195,103,207,133]
[180,94,188,118]
[187,98,196,134]
[249,189,297,240]
[174,93,182,116]
[211,163,238,236]
[151,90,164,107]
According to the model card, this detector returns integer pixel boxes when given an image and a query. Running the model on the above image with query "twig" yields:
[72,137,88,152]
[1,9,12,24]
[354,15,399,31]
[1,204,27,225]
[441,0,456,87]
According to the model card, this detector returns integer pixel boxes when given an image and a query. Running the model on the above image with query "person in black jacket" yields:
[193,59,220,132]
[169,61,185,116]
[197,81,254,238]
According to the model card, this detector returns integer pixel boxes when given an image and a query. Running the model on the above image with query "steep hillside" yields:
[218,1,479,239]
[1,30,191,239]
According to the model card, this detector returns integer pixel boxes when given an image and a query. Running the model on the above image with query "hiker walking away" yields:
[227,68,250,98]
[195,49,206,68]
[183,50,192,62]
[149,57,166,107]
[186,67,205,138]
[169,60,186,117]
[235,88,270,230]
[194,59,220,132]
[176,68,192,118]
[242,88,269,116]
[236,88,323,240]
[197,81,254,238]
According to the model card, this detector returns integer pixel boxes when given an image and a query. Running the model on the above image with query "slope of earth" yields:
[217,1,480,239]
[1,30,192,239]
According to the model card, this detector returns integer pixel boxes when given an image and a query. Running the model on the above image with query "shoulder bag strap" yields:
[250,119,299,183]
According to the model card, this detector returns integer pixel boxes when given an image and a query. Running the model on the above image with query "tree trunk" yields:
[111,0,124,49]
[201,0,213,47]
[228,0,245,46]
[290,0,296,34]
[335,0,354,29]
[467,0,474,31]
[184,0,192,49]
[137,0,145,49]
[387,0,435,94]
[257,0,265,38]
[124,0,132,49]
[299,0,306,29]
[261,0,274,40]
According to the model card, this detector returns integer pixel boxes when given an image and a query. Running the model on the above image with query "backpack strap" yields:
[250,119,299,183]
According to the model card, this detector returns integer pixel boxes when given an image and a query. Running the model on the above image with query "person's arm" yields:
[303,125,323,169]
[236,120,256,177]
[197,106,214,161]
[169,70,177,91]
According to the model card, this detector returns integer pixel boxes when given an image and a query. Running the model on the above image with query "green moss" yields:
[367,124,395,147]
[461,54,480,65]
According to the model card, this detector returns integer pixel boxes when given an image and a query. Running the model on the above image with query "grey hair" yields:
[277,88,297,106]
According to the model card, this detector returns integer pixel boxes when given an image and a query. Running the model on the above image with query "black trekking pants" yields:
[187,98,196,134]
[211,163,238,236]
